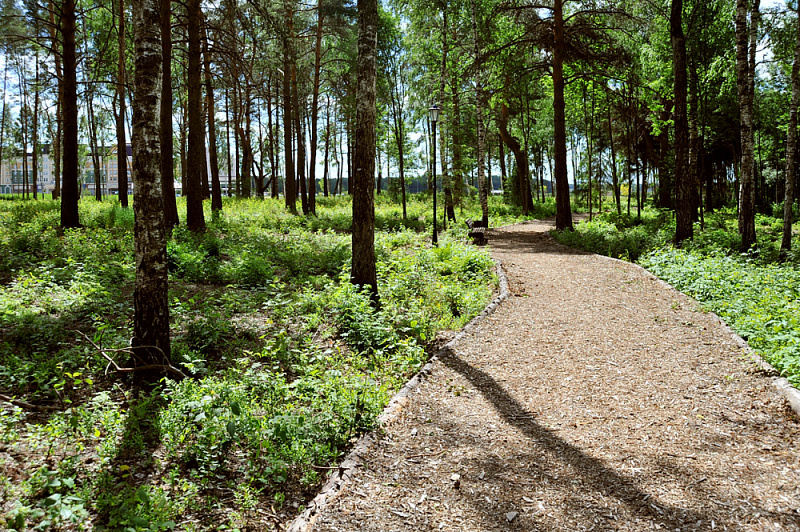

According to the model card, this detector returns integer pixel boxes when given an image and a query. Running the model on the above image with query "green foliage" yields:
[551,208,673,261]
[642,249,800,386]
[0,194,516,530]
[552,206,800,388]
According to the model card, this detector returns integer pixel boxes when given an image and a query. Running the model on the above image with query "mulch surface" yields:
[306,219,800,532]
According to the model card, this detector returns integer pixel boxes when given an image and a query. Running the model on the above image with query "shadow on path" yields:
[438,346,731,531]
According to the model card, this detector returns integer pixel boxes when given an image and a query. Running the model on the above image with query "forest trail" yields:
[305,219,800,532]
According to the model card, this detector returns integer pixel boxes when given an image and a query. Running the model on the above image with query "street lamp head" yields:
[429,103,441,124]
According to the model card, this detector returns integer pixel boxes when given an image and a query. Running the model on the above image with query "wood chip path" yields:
[299,219,800,532]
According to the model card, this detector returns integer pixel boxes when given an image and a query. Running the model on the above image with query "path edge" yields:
[593,251,800,418]
[286,260,511,532]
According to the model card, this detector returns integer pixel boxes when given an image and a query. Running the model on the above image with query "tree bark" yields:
[552,0,572,230]
[282,47,297,213]
[498,101,530,214]
[309,0,325,214]
[32,56,39,200]
[736,0,759,251]
[782,3,800,255]
[672,0,692,245]
[292,60,308,212]
[161,0,179,227]
[61,0,80,228]
[471,0,488,227]
[186,0,206,232]
[131,0,171,378]
[440,7,454,223]
[323,95,330,197]
[88,90,101,201]
[351,0,378,303]
[688,62,700,222]
[117,0,129,207]
[202,28,222,211]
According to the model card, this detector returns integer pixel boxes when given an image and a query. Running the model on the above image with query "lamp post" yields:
[429,103,441,246]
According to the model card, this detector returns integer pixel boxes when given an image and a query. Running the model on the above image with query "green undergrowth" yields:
[0,194,509,531]
[551,205,800,388]
[641,249,800,386]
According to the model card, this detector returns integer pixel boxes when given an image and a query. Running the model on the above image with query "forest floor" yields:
[298,218,800,532]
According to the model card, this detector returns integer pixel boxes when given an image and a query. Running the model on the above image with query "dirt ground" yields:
[296,219,800,532]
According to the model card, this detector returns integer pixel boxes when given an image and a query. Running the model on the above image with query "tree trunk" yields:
[736,0,759,251]
[282,48,297,213]
[117,0,129,207]
[268,77,278,198]
[202,31,222,211]
[61,0,80,227]
[323,97,330,197]
[552,0,572,230]
[440,7,454,223]
[450,75,463,218]
[179,97,187,195]
[584,82,593,220]
[32,56,39,200]
[606,91,621,215]
[391,67,407,219]
[471,0,488,227]
[292,60,308,213]
[88,91,101,201]
[498,101,530,214]
[782,4,800,255]
[351,0,378,303]
[688,62,700,223]
[309,0,325,214]
[225,89,233,196]
[161,0,179,227]
[131,0,171,378]
[672,0,692,245]
[186,0,206,232]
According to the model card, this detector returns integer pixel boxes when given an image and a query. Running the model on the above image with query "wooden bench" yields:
[465,219,488,245]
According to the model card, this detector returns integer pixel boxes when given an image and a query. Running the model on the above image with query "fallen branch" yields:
[0,393,60,412]
[77,331,186,379]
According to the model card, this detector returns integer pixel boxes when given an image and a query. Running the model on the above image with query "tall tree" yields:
[131,0,171,377]
[203,23,222,212]
[782,4,800,256]
[552,0,573,230]
[185,0,206,232]
[672,0,692,245]
[351,0,378,303]
[60,0,80,228]
[117,0,128,207]
[736,0,759,251]
[161,0,179,227]
[471,0,488,226]
[283,43,298,213]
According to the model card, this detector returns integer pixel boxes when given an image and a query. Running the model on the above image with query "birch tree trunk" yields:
[131,0,171,377]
